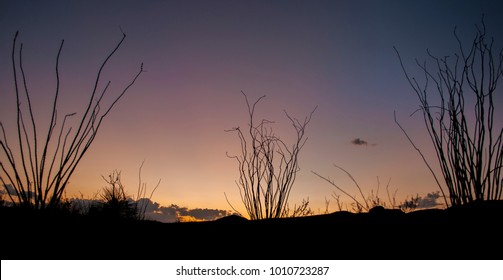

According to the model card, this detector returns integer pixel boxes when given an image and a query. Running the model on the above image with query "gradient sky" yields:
[1,0,502,219]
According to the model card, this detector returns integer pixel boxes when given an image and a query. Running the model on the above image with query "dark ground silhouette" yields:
[2,200,502,260]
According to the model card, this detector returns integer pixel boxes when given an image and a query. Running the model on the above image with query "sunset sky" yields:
[1,0,502,220]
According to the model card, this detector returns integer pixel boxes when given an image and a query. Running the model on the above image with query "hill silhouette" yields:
[1,200,502,260]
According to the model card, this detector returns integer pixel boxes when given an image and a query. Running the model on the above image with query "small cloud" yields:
[399,191,444,211]
[136,198,160,213]
[177,215,205,222]
[418,192,443,208]
[1,184,35,197]
[351,138,368,146]
[1,184,15,195]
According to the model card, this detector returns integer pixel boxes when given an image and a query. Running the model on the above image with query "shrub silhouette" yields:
[94,170,137,220]
[394,16,502,206]
[92,162,160,221]
[0,31,143,209]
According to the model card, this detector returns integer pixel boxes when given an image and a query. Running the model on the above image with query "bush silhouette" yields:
[91,163,160,221]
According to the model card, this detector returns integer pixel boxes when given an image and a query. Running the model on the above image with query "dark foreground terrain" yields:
[2,200,502,260]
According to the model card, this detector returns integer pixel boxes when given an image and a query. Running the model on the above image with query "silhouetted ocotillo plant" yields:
[0,31,144,209]
[394,16,502,207]
[134,160,161,220]
[226,91,317,219]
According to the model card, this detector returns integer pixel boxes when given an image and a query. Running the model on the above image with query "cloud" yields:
[136,198,160,213]
[351,138,368,146]
[177,215,206,222]
[399,191,444,211]
[1,184,16,195]
[148,203,233,223]
[417,192,443,208]
[1,184,35,197]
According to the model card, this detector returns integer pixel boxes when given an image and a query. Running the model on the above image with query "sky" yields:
[1,0,502,221]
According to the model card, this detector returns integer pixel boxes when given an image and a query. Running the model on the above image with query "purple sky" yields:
[1,0,502,218]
